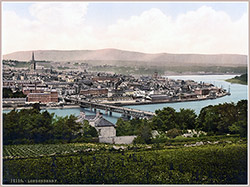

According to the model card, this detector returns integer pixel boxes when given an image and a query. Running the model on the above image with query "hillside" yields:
[226,73,248,85]
[3,49,247,67]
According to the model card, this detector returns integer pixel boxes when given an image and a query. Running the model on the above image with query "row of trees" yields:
[116,100,247,143]
[3,105,98,145]
[3,100,247,145]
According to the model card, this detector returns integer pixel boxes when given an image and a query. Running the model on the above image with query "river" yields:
[2,75,248,124]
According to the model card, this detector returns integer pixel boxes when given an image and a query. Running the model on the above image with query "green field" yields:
[3,137,247,184]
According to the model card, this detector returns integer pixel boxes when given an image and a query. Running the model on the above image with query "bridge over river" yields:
[65,97,156,119]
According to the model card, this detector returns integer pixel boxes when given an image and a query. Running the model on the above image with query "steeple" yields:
[31,51,36,70]
[32,51,34,61]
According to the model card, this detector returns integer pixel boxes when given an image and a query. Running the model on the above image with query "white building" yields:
[77,112,136,144]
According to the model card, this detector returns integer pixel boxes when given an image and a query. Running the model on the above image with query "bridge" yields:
[65,97,156,119]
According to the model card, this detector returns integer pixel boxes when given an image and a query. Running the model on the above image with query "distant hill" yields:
[3,49,247,67]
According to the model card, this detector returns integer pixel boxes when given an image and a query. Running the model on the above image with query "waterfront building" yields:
[27,90,58,103]
[80,88,108,97]
[150,94,170,101]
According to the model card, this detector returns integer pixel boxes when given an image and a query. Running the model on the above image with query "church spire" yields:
[32,51,35,61]
[31,51,36,70]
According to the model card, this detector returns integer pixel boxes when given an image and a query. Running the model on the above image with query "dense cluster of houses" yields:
[3,51,229,107]
[3,63,228,107]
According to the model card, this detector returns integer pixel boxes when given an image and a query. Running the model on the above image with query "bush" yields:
[166,128,182,138]
[152,133,169,144]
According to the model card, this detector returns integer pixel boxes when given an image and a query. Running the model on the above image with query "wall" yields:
[98,136,136,144]
[96,126,116,137]
[99,137,115,144]
[114,136,136,144]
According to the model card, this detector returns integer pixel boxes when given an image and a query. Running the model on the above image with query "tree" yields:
[176,108,197,130]
[151,107,177,132]
[197,100,247,135]
[166,128,182,138]
[133,121,152,144]
[116,118,146,136]
[229,100,247,137]
[3,88,26,98]
[82,120,98,138]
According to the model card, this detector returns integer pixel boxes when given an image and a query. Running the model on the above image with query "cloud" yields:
[3,2,94,54]
[105,6,248,54]
[2,4,248,55]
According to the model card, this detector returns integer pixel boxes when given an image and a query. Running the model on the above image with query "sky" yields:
[2,2,248,55]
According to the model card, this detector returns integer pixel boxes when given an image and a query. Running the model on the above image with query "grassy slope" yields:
[226,73,248,85]
[3,135,247,184]
[3,144,247,184]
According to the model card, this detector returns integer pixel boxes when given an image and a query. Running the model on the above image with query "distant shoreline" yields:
[2,105,81,111]
[225,74,247,85]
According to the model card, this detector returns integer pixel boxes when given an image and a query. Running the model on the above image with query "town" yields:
[3,52,230,109]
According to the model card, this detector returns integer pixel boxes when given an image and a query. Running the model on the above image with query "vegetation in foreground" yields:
[3,143,247,184]
[2,100,248,184]
[116,100,247,144]
[226,73,248,85]
[3,104,98,145]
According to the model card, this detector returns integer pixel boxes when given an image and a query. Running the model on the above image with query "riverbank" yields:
[225,79,247,85]
[102,92,230,106]
[225,73,247,85]
[2,104,80,111]
[3,93,230,111]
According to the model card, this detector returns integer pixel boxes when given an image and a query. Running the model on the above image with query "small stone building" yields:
[77,112,136,144]
[77,112,116,142]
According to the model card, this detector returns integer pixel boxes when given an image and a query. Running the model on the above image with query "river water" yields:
[3,75,248,124]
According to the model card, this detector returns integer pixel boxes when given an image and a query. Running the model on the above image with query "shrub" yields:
[166,128,182,138]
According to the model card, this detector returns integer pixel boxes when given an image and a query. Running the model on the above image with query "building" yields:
[29,52,36,71]
[23,87,45,95]
[77,112,116,141]
[92,76,119,83]
[150,94,170,101]
[77,112,136,144]
[27,90,58,103]
[80,88,108,97]
[195,88,210,96]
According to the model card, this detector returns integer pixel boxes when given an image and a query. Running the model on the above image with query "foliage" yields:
[82,120,98,138]
[116,100,247,141]
[196,100,247,136]
[176,108,197,129]
[3,88,26,98]
[3,143,247,184]
[3,106,96,145]
[166,128,182,138]
[152,107,177,132]
[116,118,146,136]
[151,107,197,132]
[226,73,247,85]
[133,122,152,144]
[3,135,245,159]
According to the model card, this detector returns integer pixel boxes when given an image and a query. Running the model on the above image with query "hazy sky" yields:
[2,2,248,55]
